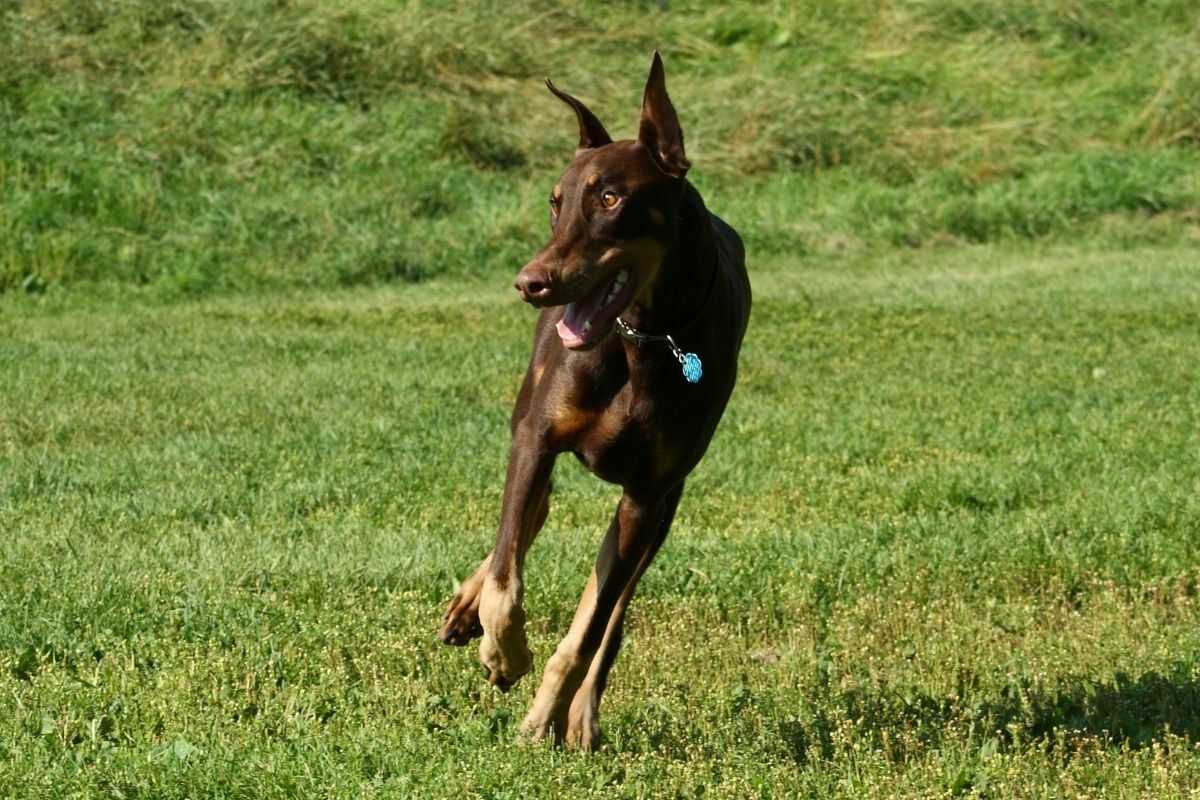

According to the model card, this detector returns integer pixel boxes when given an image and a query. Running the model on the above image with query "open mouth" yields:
[555,268,637,350]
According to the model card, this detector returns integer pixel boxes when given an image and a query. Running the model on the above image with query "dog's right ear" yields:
[638,51,689,178]
[546,79,613,149]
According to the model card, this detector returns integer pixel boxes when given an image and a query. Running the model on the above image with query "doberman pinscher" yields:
[437,52,751,749]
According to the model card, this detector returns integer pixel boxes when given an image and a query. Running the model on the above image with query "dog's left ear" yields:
[546,79,613,149]
[638,51,689,179]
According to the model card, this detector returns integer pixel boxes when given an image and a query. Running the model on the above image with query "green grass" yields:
[3,0,1199,795]
[2,243,1199,797]
[1,0,1198,293]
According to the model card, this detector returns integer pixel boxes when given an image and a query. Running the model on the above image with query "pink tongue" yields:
[556,273,616,346]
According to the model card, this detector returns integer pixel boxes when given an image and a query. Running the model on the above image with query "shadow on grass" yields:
[1015,669,1200,747]
[777,667,1200,766]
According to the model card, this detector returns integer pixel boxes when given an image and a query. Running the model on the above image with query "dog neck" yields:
[620,181,719,338]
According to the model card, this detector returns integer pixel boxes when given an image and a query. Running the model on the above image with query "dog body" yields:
[438,54,750,748]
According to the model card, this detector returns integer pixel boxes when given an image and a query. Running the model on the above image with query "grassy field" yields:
[3,0,1200,797]
[2,0,1199,294]
[2,244,1199,797]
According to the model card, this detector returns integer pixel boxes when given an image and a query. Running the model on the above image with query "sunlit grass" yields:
[1,0,1198,292]
[3,1,1198,794]
[2,243,1198,797]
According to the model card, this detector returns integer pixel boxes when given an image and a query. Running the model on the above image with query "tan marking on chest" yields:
[551,404,592,438]
[547,386,629,452]
[547,390,598,445]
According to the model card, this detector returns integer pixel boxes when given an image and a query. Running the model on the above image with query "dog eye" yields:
[548,196,559,214]
[600,190,621,209]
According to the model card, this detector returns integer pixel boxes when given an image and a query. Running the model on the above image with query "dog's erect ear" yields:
[638,51,689,179]
[546,79,613,149]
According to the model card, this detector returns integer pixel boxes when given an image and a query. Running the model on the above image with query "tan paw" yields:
[479,631,533,691]
[519,707,567,742]
[566,702,601,751]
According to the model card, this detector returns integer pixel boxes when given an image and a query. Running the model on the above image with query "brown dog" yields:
[438,52,751,749]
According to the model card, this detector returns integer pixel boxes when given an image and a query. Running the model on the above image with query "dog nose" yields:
[514,266,553,303]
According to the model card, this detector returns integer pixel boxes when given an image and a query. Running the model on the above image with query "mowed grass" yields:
[3,0,1200,794]
[2,243,1199,797]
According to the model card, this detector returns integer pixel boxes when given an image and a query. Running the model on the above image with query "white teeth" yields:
[602,270,629,306]
[584,321,592,333]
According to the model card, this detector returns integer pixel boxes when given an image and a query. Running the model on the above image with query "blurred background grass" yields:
[1,0,1197,294]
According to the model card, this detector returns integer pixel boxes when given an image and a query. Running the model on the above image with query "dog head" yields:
[514,52,690,350]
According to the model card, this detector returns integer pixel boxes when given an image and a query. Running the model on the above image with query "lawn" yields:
[2,0,1199,796]
[2,243,1198,797]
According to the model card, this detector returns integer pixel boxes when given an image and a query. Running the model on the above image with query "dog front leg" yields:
[566,482,682,748]
[521,486,678,746]
[477,428,554,691]
[439,473,552,646]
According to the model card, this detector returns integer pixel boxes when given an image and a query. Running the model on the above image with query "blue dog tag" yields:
[680,353,703,383]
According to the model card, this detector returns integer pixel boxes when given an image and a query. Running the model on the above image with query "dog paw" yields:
[518,704,599,750]
[479,631,533,692]
[438,592,483,646]
[566,702,601,751]
[437,557,492,646]
[520,706,568,743]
